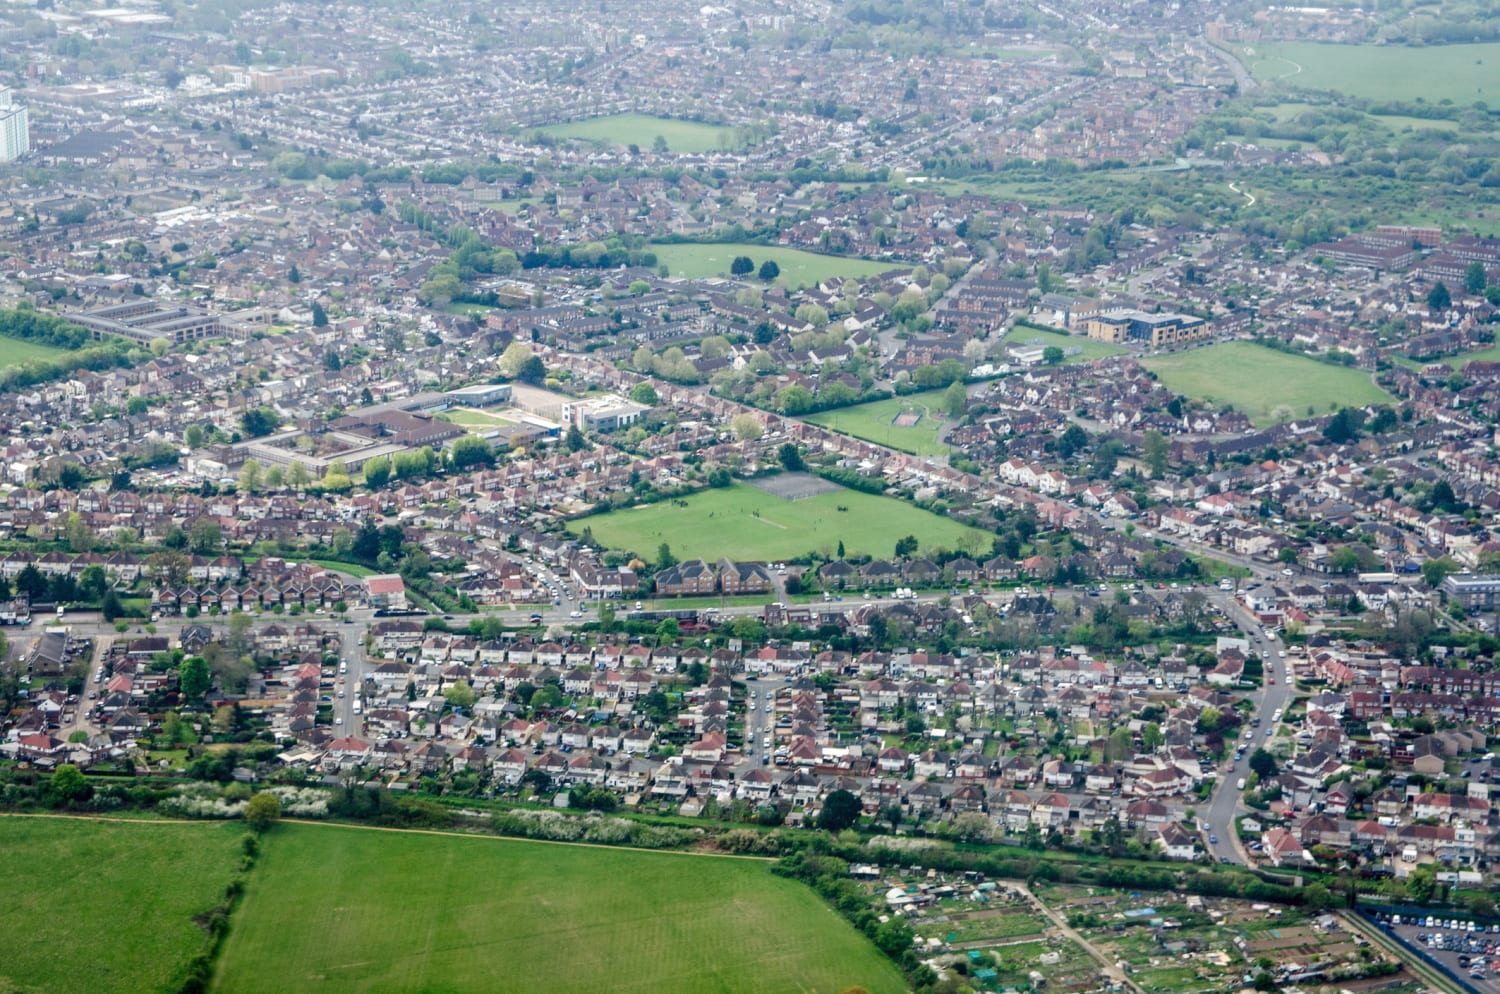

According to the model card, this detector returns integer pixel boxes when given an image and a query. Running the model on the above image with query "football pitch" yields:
[569,480,990,562]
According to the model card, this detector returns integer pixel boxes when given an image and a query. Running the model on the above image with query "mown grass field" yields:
[214,823,907,994]
[538,113,742,154]
[1142,342,1390,426]
[807,389,954,456]
[442,407,517,428]
[0,335,70,368]
[1002,324,1130,364]
[0,817,245,994]
[650,242,903,289]
[1245,41,1500,103]
[570,481,989,563]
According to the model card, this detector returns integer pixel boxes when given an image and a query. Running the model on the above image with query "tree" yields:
[1249,747,1277,778]
[942,380,967,419]
[14,563,45,600]
[51,763,89,803]
[758,260,780,281]
[1466,260,1488,295]
[629,382,658,406]
[238,459,263,494]
[498,341,534,379]
[244,791,281,832]
[179,655,210,701]
[447,435,494,470]
[656,543,677,571]
[310,301,329,327]
[189,518,222,555]
[778,443,805,472]
[363,456,392,488]
[730,255,754,276]
[566,425,588,452]
[517,354,546,385]
[1323,406,1364,445]
[240,406,281,438]
[794,302,829,328]
[1427,281,1451,310]
[1043,345,1064,365]
[817,789,861,831]
[1301,882,1335,910]
[1143,430,1169,479]
[184,424,205,449]
[894,535,918,558]
[1421,556,1460,588]
[443,682,476,709]
[730,413,764,441]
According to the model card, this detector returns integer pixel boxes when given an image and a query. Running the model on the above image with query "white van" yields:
[1236,778,1247,790]
[351,701,362,715]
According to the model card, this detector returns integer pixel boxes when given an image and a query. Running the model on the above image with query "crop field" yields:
[214,823,907,994]
[1244,41,1500,104]
[0,817,245,994]
[538,114,743,154]
[807,389,953,456]
[1142,343,1390,426]
[0,335,69,368]
[569,481,990,563]
[650,242,903,289]
[1001,324,1130,364]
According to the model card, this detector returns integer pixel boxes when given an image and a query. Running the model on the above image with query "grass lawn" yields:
[0,817,244,994]
[1244,41,1500,103]
[444,302,498,318]
[1002,324,1130,363]
[214,823,906,994]
[0,335,69,368]
[538,114,744,154]
[807,389,953,457]
[1433,342,1500,369]
[1142,342,1390,426]
[570,481,990,563]
[650,242,903,289]
[441,407,517,428]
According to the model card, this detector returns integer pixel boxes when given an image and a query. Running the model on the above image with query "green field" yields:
[0,334,69,368]
[1002,324,1130,364]
[1244,41,1500,103]
[215,823,906,994]
[650,242,902,289]
[442,407,517,428]
[807,389,954,456]
[0,817,244,994]
[1142,342,1390,426]
[538,114,743,154]
[571,481,990,563]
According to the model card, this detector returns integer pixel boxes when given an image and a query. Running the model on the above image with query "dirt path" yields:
[1012,882,1148,994]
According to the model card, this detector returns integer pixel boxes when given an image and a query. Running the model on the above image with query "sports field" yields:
[570,481,989,562]
[1142,342,1390,426]
[0,816,245,994]
[807,389,953,456]
[214,823,906,994]
[539,114,742,154]
[1244,41,1500,104]
[442,407,517,428]
[1001,324,1129,364]
[650,242,902,289]
[0,335,69,368]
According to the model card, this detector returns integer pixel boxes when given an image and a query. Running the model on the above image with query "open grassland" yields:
[1002,324,1130,363]
[650,242,902,289]
[538,114,742,153]
[807,389,954,456]
[570,481,990,562]
[1142,343,1390,426]
[1245,41,1500,103]
[0,817,245,994]
[214,823,906,994]
[0,335,70,368]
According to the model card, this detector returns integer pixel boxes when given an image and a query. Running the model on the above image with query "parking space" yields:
[1382,915,1500,992]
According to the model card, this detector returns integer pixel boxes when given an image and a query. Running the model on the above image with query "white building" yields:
[0,87,29,163]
